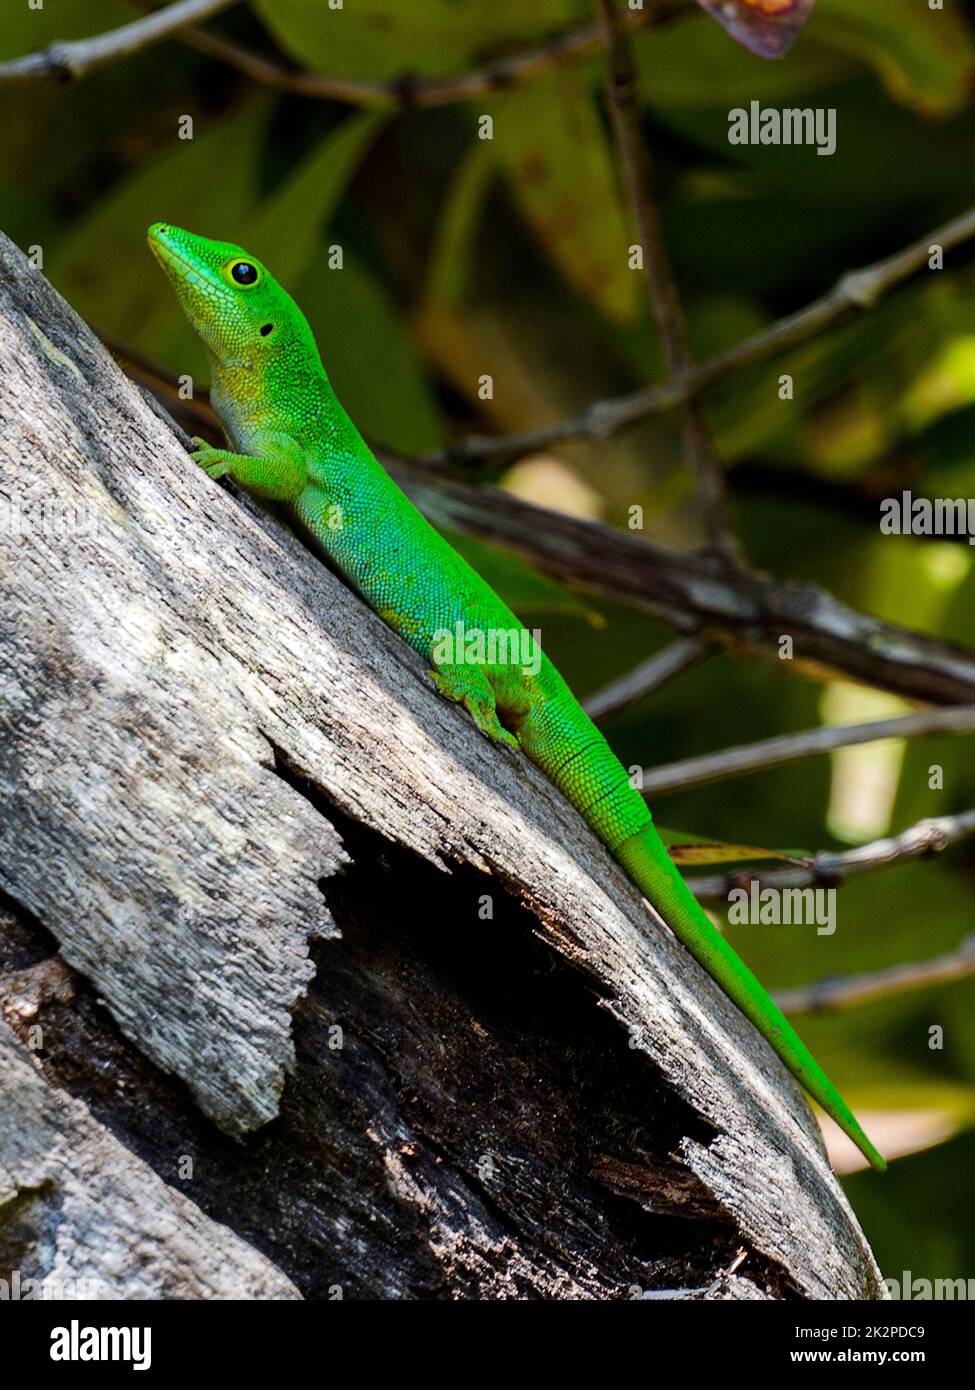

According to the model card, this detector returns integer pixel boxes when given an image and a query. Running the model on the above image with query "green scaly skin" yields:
[148,222,886,1173]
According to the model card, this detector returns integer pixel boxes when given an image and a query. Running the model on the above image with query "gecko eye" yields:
[229,259,260,286]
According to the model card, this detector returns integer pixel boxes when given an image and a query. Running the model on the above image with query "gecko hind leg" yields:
[429,664,519,749]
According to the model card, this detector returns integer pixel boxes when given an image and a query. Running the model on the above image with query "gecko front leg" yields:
[190,435,307,503]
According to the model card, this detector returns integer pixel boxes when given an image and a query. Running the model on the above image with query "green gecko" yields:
[148,222,886,1173]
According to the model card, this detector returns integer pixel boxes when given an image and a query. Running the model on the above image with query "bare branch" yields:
[0,0,237,86]
[597,0,740,567]
[643,707,975,798]
[402,463,975,707]
[774,935,975,1016]
[420,204,975,469]
[173,1,688,108]
[102,364,975,717]
[584,638,714,723]
[686,810,975,900]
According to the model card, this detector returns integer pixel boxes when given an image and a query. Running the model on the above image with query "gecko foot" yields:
[429,665,519,749]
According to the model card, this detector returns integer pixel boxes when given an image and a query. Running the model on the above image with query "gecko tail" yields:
[514,670,885,1172]
[615,826,887,1173]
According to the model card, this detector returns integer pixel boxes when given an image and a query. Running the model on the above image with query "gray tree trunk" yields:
[0,233,885,1300]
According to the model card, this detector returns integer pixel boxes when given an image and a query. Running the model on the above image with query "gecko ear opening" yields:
[260,323,274,336]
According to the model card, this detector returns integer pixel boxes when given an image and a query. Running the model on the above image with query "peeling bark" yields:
[0,1017,299,1300]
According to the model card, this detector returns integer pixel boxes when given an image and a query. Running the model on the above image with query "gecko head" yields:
[147,223,309,367]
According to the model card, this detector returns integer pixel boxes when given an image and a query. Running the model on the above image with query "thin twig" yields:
[172,0,688,108]
[686,809,975,900]
[419,203,975,469]
[597,0,740,568]
[643,706,975,798]
[773,934,975,1016]
[0,0,237,86]
[583,638,714,723]
[639,1246,749,1299]
[706,1248,749,1297]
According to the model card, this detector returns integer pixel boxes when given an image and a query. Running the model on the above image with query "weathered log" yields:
[0,1006,299,1301]
[0,233,885,1300]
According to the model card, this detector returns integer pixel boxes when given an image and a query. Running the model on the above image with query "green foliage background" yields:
[3,0,975,1284]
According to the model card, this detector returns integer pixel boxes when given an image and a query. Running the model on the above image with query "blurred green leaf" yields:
[0,0,129,58]
[816,0,975,118]
[493,69,639,324]
[50,105,382,383]
[636,14,848,109]
[425,141,496,307]
[659,828,808,866]
[50,101,271,365]
[639,1,975,117]
[243,114,386,286]
[297,249,444,453]
[249,0,585,81]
